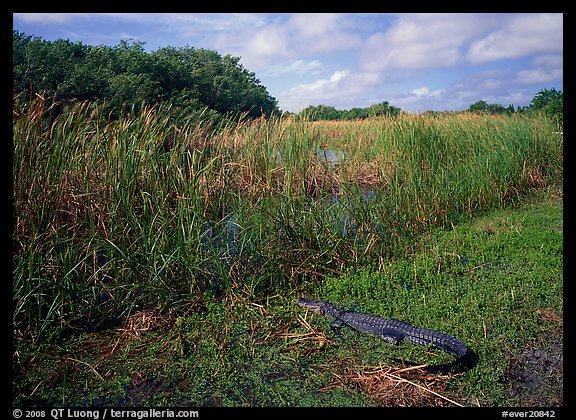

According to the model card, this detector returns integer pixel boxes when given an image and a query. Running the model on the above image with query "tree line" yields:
[467,88,563,124]
[292,89,562,125]
[293,102,402,121]
[13,30,279,123]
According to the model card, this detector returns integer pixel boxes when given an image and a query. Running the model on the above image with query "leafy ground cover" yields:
[13,186,562,407]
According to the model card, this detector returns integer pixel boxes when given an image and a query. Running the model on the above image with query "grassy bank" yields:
[13,187,562,406]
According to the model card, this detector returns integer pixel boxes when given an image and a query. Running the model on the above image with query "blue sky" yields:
[13,13,563,113]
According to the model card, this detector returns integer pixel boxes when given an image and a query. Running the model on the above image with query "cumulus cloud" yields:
[411,86,445,98]
[288,13,362,53]
[359,14,494,71]
[516,54,563,85]
[210,24,289,69]
[384,86,449,113]
[246,26,290,58]
[295,70,351,93]
[263,59,323,76]
[290,13,340,38]
[423,62,561,113]
[449,53,563,97]
[516,67,563,85]
[14,13,85,24]
[358,13,563,75]
[466,13,563,64]
[211,13,363,71]
[279,70,351,111]
[169,13,269,34]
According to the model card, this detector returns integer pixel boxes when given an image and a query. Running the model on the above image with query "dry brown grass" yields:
[116,307,177,337]
[342,363,467,406]
[318,358,472,407]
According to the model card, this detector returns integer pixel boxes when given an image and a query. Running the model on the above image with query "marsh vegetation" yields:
[13,95,562,406]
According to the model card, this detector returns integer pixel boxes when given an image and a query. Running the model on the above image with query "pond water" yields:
[316,147,348,167]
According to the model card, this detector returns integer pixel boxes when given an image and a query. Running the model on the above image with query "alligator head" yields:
[297,298,328,314]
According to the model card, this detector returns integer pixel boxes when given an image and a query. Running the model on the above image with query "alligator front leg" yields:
[330,319,344,329]
[379,328,405,343]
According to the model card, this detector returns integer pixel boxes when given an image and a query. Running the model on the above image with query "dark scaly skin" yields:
[297,298,469,359]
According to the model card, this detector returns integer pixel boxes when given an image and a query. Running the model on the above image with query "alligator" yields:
[297,298,476,372]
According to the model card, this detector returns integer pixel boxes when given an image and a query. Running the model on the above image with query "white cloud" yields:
[169,13,269,34]
[210,18,288,70]
[211,13,363,71]
[422,63,561,113]
[296,70,351,93]
[279,70,351,111]
[247,26,290,58]
[290,13,340,38]
[211,23,292,69]
[288,13,362,53]
[531,54,563,68]
[384,86,449,113]
[14,12,155,26]
[516,69,559,85]
[516,55,563,85]
[264,59,323,76]
[411,86,445,98]
[69,13,269,33]
[14,13,85,24]
[466,13,563,63]
[447,69,516,101]
[360,14,494,71]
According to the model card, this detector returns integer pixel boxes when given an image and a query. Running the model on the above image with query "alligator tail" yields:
[405,327,469,359]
